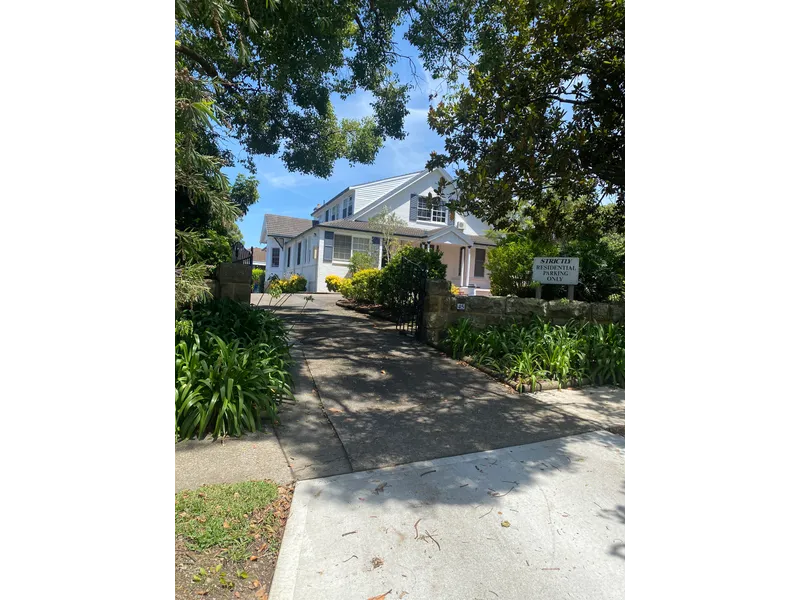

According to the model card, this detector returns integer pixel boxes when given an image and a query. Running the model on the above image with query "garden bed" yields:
[336,298,395,322]
[175,481,293,600]
[445,317,624,392]
[458,353,592,393]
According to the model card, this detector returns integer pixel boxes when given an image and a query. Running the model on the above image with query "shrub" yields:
[272,273,307,293]
[175,299,293,440]
[379,246,445,310]
[445,317,624,388]
[450,284,461,296]
[561,234,624,303]
[348,251,375,275]
[350,268,382,304]
[325,274,344,292]
[338,278,354,299]
[486,236,558,297]
[251,268,265,291]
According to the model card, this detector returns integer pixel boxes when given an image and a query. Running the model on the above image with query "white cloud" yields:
[260,172,314,189]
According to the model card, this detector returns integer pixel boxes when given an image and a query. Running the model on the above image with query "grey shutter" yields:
[323,231,334,262]
[409,194,418,221]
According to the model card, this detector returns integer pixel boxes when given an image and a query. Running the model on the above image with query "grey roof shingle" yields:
[291,219,438,239]
[265,214,313,238]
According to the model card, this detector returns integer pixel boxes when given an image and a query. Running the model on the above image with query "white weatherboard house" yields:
[259,169,496,293]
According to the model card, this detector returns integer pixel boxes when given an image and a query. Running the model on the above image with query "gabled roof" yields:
[426,225,473,245]
[263,215,313,239]
[312,171,424,216]
[351,168,453,221]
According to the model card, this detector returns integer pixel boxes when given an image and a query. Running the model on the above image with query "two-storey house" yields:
[259,168,496,293]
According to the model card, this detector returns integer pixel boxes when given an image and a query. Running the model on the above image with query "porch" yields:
[424,226,494,295]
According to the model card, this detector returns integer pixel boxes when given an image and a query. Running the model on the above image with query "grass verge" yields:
[175,480,293,600]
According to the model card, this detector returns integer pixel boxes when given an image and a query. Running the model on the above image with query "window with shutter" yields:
[409,194,418,221]
[296,242,302,265]
[271,248,280,267]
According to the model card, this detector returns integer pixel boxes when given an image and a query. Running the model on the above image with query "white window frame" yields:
[333,234,352,261]
[417,195,447,223]
[331,204,339,220]
[271,247,280,268]
[332,233,371,263]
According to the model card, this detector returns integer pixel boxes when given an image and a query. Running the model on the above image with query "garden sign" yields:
[532,257,580,299]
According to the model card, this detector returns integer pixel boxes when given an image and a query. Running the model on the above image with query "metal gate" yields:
[231,242,253,265]
[394,255,428,339]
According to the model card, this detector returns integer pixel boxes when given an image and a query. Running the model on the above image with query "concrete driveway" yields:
[270,430,625,600]
[268,293,624,474]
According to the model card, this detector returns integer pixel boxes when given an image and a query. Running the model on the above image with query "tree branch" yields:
[176,45,237,88]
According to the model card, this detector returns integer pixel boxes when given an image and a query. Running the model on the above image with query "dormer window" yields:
[418,195,447,223]
[342,196,354,217]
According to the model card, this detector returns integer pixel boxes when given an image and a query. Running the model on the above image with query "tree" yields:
[175,0,418,304]
[175,0,413,180]
[408,0,624,232]
[368,206,408,264]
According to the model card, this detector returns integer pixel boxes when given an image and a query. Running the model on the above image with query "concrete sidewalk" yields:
[270,430,625,600]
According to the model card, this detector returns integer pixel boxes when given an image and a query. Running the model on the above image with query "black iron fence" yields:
[231,242,253,265]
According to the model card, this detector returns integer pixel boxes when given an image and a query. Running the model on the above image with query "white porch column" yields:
[377,237,383,270]
[465,246,472,288]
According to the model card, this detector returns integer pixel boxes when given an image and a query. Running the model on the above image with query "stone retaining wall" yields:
[423,279,624,344]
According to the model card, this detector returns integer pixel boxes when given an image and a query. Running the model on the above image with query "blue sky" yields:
[221,29,449,249]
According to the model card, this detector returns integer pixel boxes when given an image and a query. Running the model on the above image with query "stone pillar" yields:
[216,263,253,303]
[424,279,452,344]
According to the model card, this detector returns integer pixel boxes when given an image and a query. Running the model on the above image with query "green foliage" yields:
[348,251,375,275]
[175,319,194,337]
[175,480,279,561]
[368,206,408,263]
[446,317,624,388]
[325,274,344,292]
[251,268,265,291]
[562,233,624,302]
[175,299,293,440]
[412,0,625,231]
[175,0,412,181]
[380,245,446,315]
[487,236,558,297]
[349,268,382,304]
[175,263,212,308]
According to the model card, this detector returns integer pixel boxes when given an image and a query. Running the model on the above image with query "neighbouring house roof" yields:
[251,247,267,265]
[264,214,313,239]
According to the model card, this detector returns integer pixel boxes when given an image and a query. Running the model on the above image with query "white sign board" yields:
[533,257,580,285]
